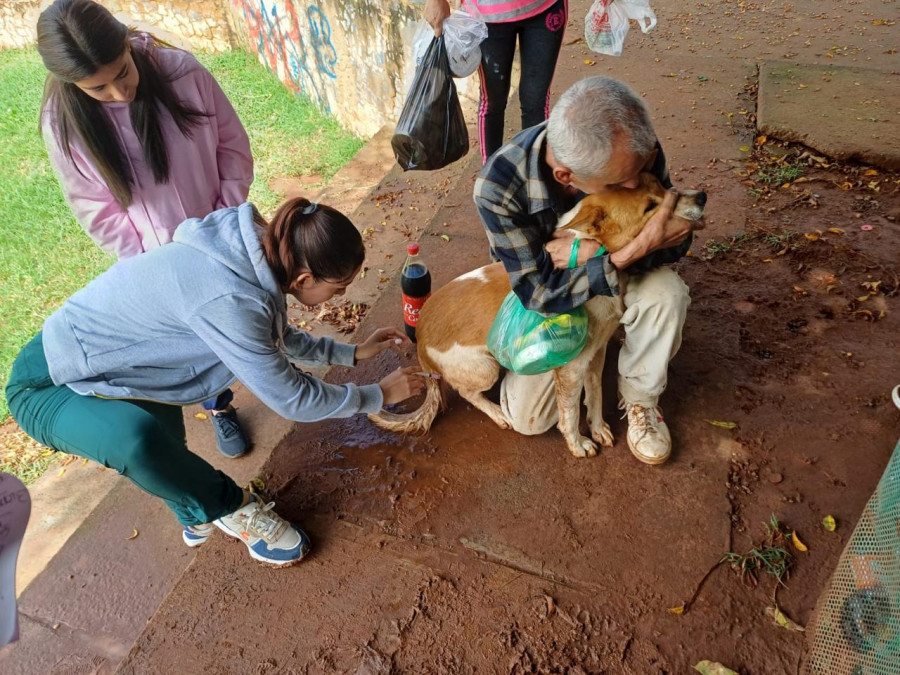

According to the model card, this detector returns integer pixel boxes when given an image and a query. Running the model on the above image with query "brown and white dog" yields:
[370,173,707,458]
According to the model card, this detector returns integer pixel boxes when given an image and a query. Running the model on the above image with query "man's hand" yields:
[609,188,703,270]
[379,366,426,405]
[355,328,411,361]
[424,0,451,35]
[547,231,603,269]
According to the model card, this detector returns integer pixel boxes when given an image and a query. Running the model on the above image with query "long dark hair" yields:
[259,198,366,289]
[37,0,208,208]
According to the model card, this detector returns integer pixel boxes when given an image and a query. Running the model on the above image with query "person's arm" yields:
[200,67,253,208]
[424,0,452,35]
[42,120,143,259]
[189,295,384,421]
[476,196,621,315]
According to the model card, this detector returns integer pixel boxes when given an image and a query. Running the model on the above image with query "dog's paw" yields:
[590,421,614,447]
[568,436,598,458]
[490,413,513,430]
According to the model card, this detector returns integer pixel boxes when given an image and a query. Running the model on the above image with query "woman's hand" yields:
[424,0,452,35]
[355,328,411,362]
[379,366,427,405]
[547,231,602,270]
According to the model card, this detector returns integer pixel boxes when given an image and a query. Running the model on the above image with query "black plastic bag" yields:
[392,36,469,171]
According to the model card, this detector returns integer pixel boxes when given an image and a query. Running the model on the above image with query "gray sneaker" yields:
[211,407,249,458]
[214,498,311,567]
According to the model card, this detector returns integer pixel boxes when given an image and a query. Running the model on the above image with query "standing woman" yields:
[36,0,254,458]
[6,198,424,567]
[424,0,568,164]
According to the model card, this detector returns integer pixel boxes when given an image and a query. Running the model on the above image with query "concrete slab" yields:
[758,61,900,169]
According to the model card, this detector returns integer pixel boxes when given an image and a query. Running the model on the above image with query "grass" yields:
[722,515,795,589]
[0,46,363,483]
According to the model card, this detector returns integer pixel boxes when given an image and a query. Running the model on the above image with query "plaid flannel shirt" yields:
[473,122,691,316]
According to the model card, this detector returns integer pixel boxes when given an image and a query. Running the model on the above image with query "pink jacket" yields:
[42,37,253,259]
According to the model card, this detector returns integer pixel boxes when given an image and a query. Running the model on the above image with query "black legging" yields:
[477,0,568,164]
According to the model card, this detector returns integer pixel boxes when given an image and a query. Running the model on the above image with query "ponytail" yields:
[259,198,365,288]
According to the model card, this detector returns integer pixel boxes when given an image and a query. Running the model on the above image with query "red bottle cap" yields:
[407,242,419,255]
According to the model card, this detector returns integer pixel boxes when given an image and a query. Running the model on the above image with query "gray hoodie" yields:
[42,203,384,421]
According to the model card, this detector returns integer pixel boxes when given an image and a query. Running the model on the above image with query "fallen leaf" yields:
[584,59,596,65]
[544,595,556,617]
[126,528,139,540]
[822,515,837,531]
[668,603,686,615]
[804,233,819,241]
[694,661,739,675]
[827,227,844,234]
[767,605,805,632]
[792,531,808,552]
[762,258,773,263]
[440,234,451,242]
[739,145,751,153]
[863,169,880,176]
[755,135,767,145]
[705,420,738,429]
[857,295,870,303]
[193,412,208,421]
[248,476,266,494]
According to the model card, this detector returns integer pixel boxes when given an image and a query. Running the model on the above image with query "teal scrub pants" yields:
[5,333,243,526]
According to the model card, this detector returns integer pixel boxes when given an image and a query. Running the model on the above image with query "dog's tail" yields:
[367,377,442,435]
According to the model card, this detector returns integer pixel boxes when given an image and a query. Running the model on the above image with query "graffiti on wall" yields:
[233,0,337,110]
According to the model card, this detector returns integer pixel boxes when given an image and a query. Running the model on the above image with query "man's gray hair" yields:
[547,76,656,178]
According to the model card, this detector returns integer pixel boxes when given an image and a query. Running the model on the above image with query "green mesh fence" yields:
[805,438,900,674]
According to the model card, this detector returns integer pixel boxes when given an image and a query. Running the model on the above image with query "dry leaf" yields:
[827,227,844,234]
[694,661,739,675]
[792,531,808,552]
[762,258,773,263]
[248,476,266,494]
[126,528,139,540]
[804,233,819,241]
[668,603,686,615]
[193,412,208,421]
[440,234,451,242]
[755,135,767,145]
[584,59,596,65]
[863,169,880,175]
[705,420,738,429]
[739,146,751,153]
[767,605,805,632]
[822,515,837,531]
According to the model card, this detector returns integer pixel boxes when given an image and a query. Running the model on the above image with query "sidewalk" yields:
[4,0,899,672]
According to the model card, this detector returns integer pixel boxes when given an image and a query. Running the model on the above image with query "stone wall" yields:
[0,1,43,49]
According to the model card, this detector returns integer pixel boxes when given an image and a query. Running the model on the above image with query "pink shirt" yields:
[466,0,558,23]
[42,37,253,259]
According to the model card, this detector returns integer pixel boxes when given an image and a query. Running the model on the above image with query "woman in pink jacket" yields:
[37,0,254,458]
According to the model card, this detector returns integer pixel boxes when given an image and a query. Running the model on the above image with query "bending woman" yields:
[37,0,254,457]
[6,199,423,568]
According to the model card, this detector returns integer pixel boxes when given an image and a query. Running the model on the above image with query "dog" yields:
[370,173,707,458]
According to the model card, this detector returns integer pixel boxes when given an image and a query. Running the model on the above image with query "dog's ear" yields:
[560,202,607,239]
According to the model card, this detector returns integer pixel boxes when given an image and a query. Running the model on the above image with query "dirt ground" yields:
[13,0,900,673]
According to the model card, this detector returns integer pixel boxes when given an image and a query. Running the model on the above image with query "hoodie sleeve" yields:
[188,294,383,421]
[282,326,358,367]
[42,119,144,259]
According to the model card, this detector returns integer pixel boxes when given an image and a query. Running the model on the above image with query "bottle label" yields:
[402,292,430,327]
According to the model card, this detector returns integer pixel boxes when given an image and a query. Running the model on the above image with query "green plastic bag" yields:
[487,291,588,375]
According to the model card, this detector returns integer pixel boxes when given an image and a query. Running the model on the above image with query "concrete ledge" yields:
[757,61,900,170]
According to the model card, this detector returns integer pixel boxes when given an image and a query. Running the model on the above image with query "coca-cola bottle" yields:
[401,242,431,342]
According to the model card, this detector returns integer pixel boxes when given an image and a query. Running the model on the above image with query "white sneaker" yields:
[214,498,310,567]
[182,523,215,548]
[624,403,672,465]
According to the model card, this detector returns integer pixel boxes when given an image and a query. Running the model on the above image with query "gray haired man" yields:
[473,76,702,464]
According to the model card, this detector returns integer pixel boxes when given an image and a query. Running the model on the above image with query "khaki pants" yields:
[500,267,690,435]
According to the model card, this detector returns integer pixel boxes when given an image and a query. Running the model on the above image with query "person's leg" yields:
[478,20,519,163]
[517,0,567,130]
[617,268,691,464]
[202,388,249,459]
[6,334,308,565]
[499,369,559,435]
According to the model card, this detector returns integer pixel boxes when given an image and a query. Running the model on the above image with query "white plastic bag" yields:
[442,9,488,77]
[620,0,657,33]
[585,0,656,57]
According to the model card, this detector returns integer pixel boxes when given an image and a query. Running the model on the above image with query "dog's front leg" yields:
[583,344,614,447]
[554,364,597,458]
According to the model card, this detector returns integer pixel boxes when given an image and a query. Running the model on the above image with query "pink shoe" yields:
[0,473,31,647]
